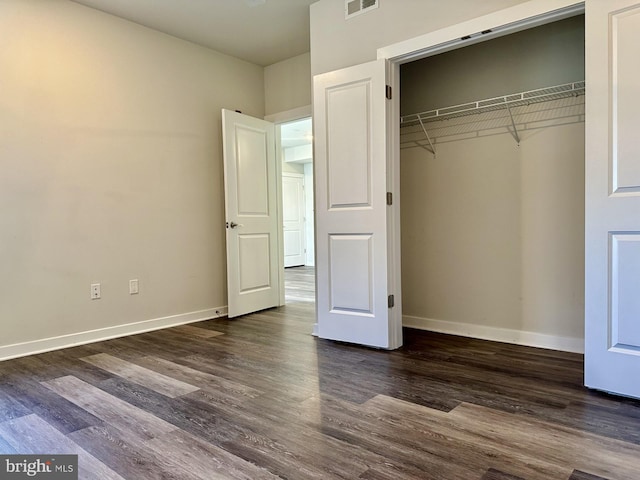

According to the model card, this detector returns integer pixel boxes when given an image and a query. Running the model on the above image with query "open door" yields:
[585,0,640,398]
[314,59,402,349]
[222,109,279,318]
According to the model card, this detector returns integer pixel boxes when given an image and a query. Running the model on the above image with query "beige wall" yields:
[0,0,264,351]
[309,0,530,75]
[264,52,311,116]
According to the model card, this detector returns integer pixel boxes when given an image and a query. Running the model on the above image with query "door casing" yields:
[265,106,313,306]
[377,1,586,345]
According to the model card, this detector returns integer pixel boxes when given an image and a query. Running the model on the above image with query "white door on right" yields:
[585,0,640,399]
[314,59,401,350]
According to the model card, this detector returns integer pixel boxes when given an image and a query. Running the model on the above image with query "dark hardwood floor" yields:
[1,300,640,479]
[284,265,315,303]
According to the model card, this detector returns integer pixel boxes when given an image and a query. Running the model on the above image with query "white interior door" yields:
[585,0,640,399]
[314,59,402,349]
[282,173,306,267]
[222,109,279,318]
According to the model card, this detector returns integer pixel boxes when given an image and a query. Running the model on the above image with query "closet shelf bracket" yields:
[505,103,520,146]
[418,117,436,156]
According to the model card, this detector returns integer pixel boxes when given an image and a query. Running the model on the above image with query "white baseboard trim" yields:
[403,315,584,354]
[0,306,229,362]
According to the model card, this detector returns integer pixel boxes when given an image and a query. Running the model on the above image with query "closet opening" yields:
[397,14,585,353]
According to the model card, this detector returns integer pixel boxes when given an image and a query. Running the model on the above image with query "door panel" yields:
[283,231,303,256]
[222,109,279,318]
[238,234,271,293]
[326,83,372,208]
[314,59,402,349]
[329,234,373,314]
[610,234,640,349]
[585,0,640,398]
[236,126,270,215]
[612,6,640,193]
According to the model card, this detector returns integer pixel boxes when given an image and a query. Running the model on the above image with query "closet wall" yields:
[400,16,586,351]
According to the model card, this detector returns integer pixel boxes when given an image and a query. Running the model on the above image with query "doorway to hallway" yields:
[284,266,315,304]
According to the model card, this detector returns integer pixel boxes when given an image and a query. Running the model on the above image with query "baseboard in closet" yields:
[403,315,584,354]
[0,306,229,362]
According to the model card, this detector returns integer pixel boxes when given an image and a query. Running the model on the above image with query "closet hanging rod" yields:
[400,81,585,128]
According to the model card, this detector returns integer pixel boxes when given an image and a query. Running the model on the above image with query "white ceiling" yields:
[281,117,312,148]
[71,0,317,66]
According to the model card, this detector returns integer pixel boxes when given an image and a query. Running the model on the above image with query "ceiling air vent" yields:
[345,0,379,19]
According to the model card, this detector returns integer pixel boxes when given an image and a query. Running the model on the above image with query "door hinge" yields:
[386,85,392,100]
[388,294,395,308]
[386,192,393,205]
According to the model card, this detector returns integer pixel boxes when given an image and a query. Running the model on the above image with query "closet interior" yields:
[399,15,586,350]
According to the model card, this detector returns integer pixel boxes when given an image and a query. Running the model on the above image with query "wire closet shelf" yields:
[400,81,585,128]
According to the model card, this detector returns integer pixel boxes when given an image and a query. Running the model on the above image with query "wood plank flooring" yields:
[1,301,640,479]
[284,266,315,303]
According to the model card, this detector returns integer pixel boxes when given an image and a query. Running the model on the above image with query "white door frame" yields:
[265,106,313,306]
[376,0,585,338]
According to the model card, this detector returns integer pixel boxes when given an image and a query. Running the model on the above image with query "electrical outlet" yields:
[90,283,101,300]
[129,279,139,295]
